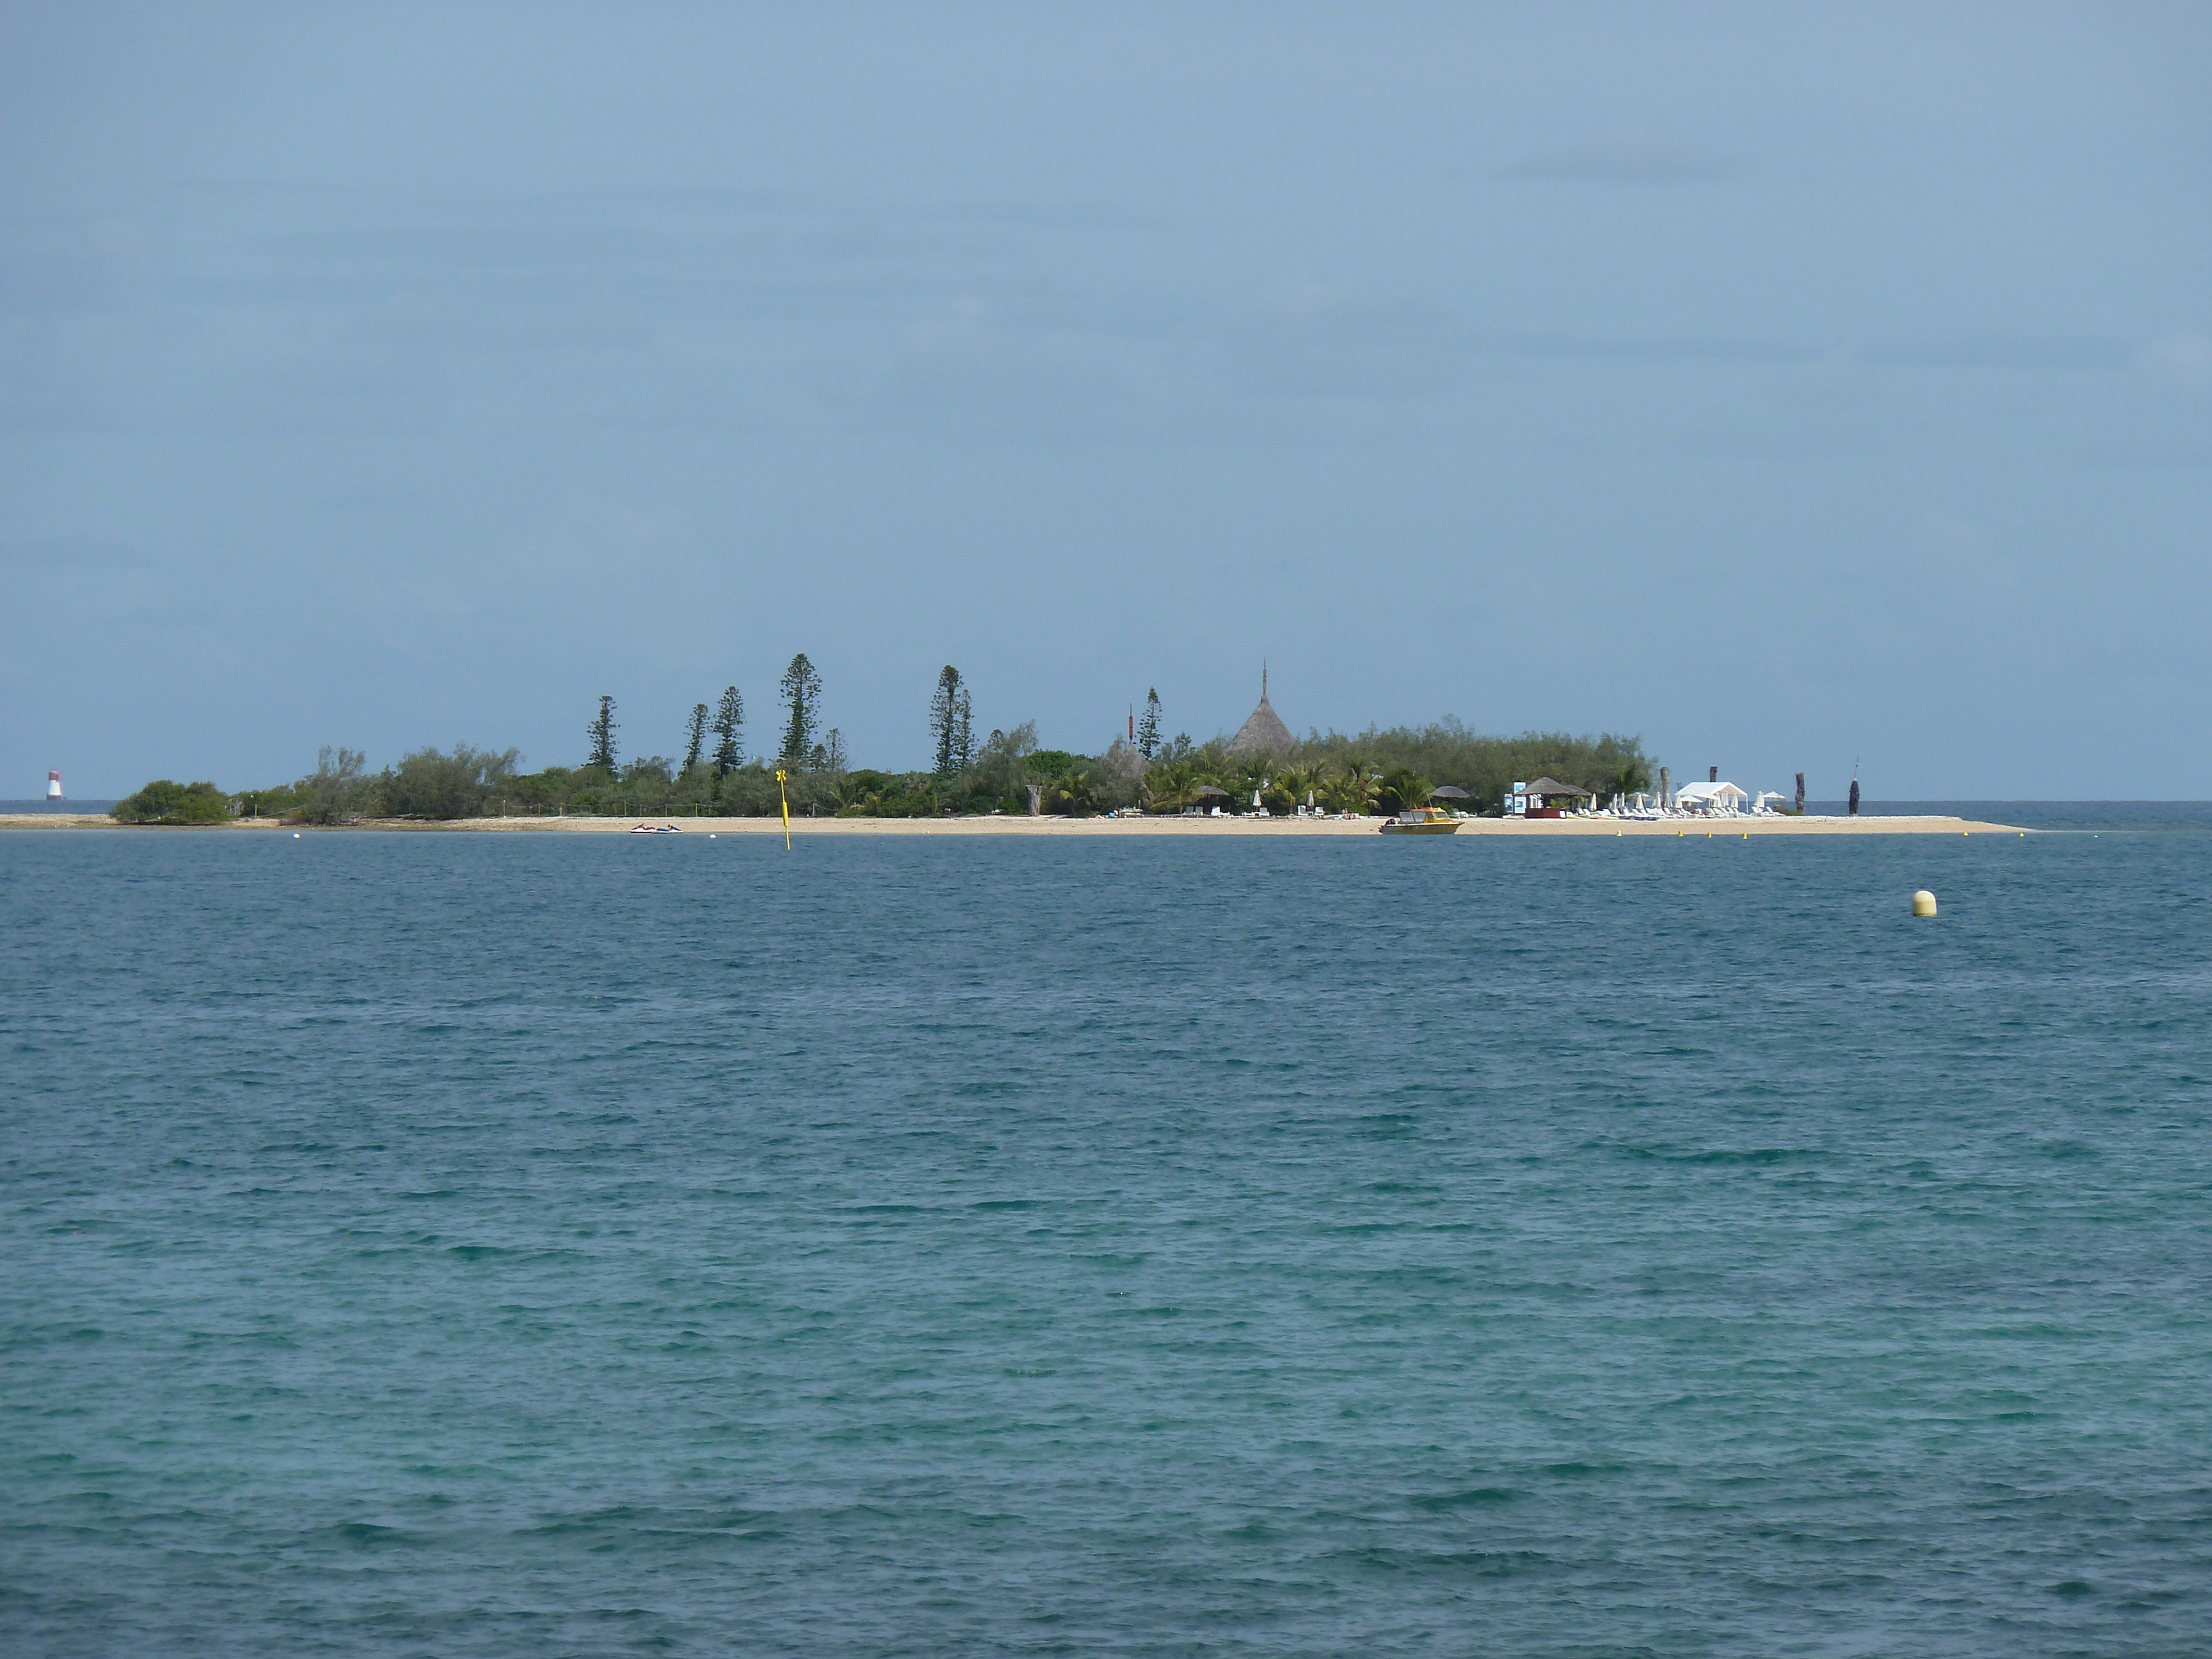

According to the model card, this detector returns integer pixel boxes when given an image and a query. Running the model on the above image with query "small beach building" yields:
[1674,781,1749,814]
[1519,776,1594,818]
[1226,668,1296,758]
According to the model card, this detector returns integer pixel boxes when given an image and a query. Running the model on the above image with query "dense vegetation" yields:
[111,779,232,825]
[119,656,1653,823]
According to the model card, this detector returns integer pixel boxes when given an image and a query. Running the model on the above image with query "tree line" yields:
[112,658,1652,823]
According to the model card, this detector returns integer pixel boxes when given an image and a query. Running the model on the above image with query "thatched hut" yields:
[1520,776,1594,819]
[1226,668,1295,758]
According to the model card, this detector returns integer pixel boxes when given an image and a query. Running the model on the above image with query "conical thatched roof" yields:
[1227,668,1295,757]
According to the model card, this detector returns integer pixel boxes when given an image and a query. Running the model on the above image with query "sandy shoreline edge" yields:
[3,813,2027,836]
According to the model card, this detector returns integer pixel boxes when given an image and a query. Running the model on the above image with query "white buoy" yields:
[1912,890,1937,917]
[46,770,63,801]
[293,832,301,839]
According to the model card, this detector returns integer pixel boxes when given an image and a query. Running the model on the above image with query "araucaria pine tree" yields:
[711,685,744,775]
[952,681,972,772]
[683,703,709,774]
[1136,688,1162,760]
[929,665,974,776]
[587,695,618,771]
[778,653,822,765]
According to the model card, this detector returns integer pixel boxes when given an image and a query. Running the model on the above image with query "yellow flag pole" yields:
[775,768,791,849]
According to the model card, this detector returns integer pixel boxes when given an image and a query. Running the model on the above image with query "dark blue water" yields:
[5,826,2209,1656]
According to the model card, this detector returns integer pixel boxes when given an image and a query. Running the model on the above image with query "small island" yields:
[23,660,2021,835]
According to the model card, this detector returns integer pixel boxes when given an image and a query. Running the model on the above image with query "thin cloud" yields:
[0,534,145,571]
[1495,135,1740,183]
[1485,332,1811,366]
[2143,331,2212,390]
[2081,442,2212,468]
[1861,337,2131,371]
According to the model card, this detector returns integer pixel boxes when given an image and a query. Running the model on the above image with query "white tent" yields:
[1673,780,1749,813]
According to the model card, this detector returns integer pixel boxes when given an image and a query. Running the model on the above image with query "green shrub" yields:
[293,745,377,823]
[233,783,306,820]
[112,780,231,825]
[383,744,519,819]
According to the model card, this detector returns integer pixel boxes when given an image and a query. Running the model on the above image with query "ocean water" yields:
[3,823,2208,1657]
[1817,801,2212,833]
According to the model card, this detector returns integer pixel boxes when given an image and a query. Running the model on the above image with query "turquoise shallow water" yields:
[4,826,2209,1656]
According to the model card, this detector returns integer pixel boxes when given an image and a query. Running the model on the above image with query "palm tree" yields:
[1051,766,1093,815]
[1319,758,1379,814]
[1143,759,1201,813]
[1606,759,1650,799]
[1271,761,1321,813]
[1224,754,1274,810]
[1378,767,1433,814]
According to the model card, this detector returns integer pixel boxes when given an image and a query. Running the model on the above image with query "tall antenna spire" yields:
[1262,660,1268,700]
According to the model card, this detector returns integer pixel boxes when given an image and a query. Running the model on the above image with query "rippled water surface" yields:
[4,825,2209,1656]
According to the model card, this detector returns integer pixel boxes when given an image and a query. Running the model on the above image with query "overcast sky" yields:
[4,3,2208,797]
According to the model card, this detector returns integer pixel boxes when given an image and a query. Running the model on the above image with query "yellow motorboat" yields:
[1378,805,1459,835]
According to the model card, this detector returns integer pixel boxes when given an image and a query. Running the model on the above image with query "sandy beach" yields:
[3,812,2028,836]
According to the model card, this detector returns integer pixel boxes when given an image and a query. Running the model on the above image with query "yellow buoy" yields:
[1911,890,1937,917]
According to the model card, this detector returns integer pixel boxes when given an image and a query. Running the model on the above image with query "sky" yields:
[3,2,2208,798]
